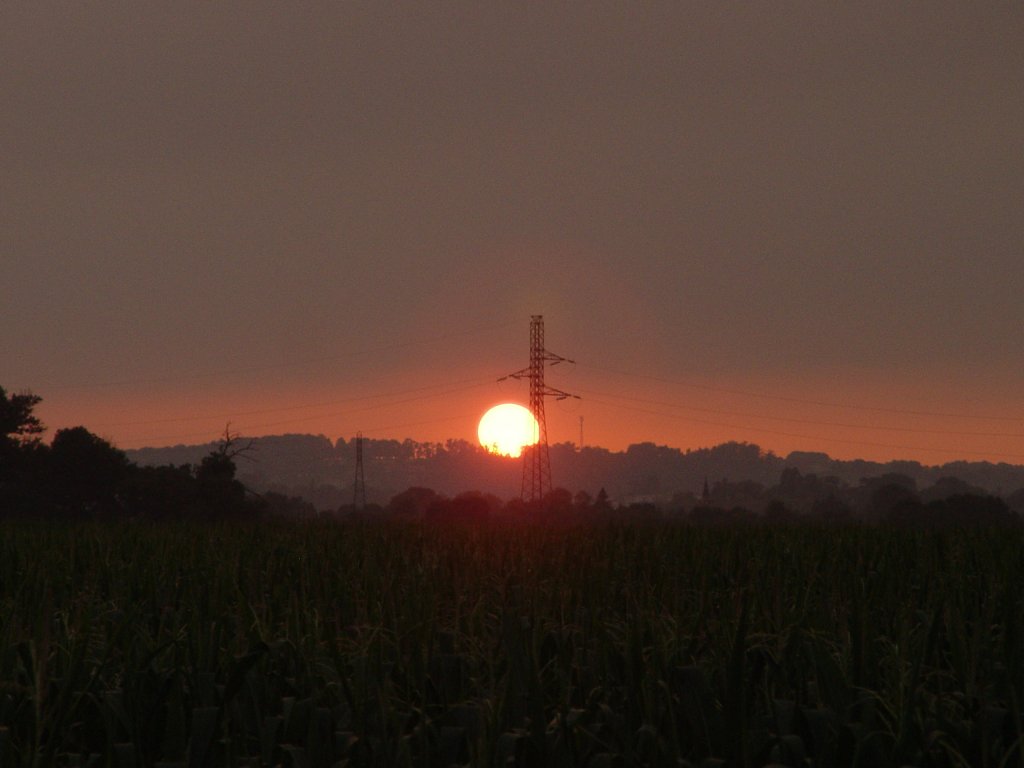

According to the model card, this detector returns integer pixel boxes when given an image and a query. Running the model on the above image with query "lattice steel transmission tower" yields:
[353,432,366,509]
[500,315,579,502]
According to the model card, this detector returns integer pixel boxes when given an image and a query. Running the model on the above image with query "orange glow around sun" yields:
[477,403,539,457]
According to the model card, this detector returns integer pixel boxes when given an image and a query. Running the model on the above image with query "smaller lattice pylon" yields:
[353,432,366,509]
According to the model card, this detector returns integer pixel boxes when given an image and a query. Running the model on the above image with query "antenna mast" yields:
[500,315,579,502]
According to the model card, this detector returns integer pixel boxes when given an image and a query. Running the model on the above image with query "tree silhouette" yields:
[388,487,441,519]
[48,427,130,517]
[0,387,44,448]
[0,388,47,515]
[194,451,248,518]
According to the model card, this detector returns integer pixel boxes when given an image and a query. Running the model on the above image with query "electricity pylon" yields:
[500,315,579,502]
[353,432,366,509]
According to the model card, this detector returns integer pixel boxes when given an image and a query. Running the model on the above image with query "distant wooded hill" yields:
[128,436,1024,514]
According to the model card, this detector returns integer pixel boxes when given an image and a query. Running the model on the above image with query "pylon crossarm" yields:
[504,315,579,503]
[543,386,580,401]
[498,367,530,382]
[544,352,574,365]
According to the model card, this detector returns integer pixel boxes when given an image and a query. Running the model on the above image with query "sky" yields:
[3,3,1023,465]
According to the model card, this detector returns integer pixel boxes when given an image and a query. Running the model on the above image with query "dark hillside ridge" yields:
[127,436,1024,512]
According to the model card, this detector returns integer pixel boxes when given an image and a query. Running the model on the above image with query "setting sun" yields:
[477,403,539,457]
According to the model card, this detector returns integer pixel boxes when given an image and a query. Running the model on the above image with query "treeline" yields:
[3,386,1021,527]
[673,467,1021,526]
[349,475,1021,528]
[0,388,312,520]
[130,433,1024,512]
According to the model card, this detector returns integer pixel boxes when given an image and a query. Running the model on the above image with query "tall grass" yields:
[0,520,1021,766]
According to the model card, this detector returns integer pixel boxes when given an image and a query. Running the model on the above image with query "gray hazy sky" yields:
[3,3,1023,463]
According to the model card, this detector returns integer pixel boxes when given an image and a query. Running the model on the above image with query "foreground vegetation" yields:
[1,521,1022,767]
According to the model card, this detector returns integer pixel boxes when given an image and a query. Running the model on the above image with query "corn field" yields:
[0,520,1022,767]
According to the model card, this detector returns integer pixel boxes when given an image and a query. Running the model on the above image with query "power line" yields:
[235,382,488,431]
[95,376,490,428]
[352,412,477,438]
[33,320,518,391]
[584,395,1024,461]
[111,383,489,447]
[580,387,1024,440]
[576,362,1024,423]
[30,316,1024,462]
[124,412,478,450]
